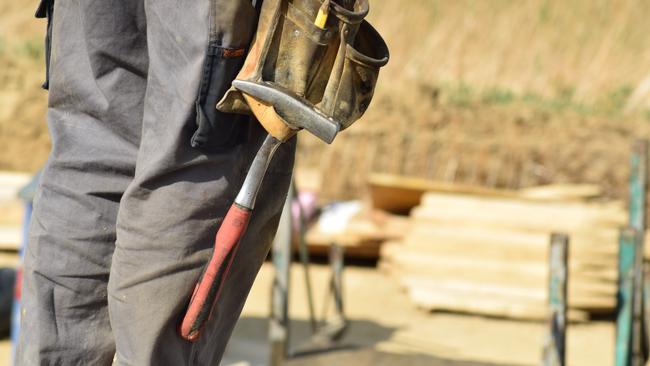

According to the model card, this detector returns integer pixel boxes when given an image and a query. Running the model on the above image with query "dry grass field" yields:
[3,0,650,197]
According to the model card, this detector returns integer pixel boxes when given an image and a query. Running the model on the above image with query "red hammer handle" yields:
[179,203,251,341]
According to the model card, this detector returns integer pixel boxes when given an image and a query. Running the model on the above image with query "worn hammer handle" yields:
[179,204,251,341]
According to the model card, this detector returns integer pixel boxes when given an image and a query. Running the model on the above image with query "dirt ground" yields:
[222,263,614,366]
[0,260,616,366]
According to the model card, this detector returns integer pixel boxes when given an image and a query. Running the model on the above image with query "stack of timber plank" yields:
[380,187,627,321]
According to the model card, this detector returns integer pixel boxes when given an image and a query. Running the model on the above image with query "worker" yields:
[16,0,388,364]
[16,1,294,364]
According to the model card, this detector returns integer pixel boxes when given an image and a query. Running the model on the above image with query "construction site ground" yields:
[0,174,617,366]
[221,262,613,366]
[0,248,613,366]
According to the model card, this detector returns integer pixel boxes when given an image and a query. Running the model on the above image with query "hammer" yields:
[179,80,340,341]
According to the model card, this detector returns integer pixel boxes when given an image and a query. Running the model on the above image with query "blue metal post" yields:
[629,140,647,233]
[617,228,641,366]
[542,233,569,366]
[629,140,648,366]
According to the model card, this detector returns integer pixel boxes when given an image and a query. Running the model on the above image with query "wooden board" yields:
[0,171,31,201]
[382,243,615,274]
[407,286,591,322]
[0,226,22,251]
[518,184,602,201]
[368,173,517,214]
[414,193,625,234]
[368,173,605,214]
[376,186,624,319]
[401,276,615,311]
[381,255,616,296]
[404,225,618,259]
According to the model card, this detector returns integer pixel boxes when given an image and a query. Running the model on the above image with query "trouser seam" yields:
[188,340,198,365]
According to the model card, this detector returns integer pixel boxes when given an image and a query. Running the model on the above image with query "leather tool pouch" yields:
[317,7,389,130]
[218,0,388,132]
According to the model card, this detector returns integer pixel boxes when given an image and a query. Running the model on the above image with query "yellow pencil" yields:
[314,0,330,29]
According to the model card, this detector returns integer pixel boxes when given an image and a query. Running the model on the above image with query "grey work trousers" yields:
[16,0,295,365]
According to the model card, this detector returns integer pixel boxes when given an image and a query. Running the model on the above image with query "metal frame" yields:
[269,180,348,365]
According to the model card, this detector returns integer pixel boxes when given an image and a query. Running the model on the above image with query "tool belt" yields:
[218,0,389,141]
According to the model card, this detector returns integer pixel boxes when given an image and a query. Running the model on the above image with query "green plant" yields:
[482,87,515,105]
[538,1,551,23]
[18,39,44,60]
[446,82,475,108]
[599,84,634,115]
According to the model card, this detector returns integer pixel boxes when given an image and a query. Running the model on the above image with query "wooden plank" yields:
[381,266,616,303]
[519,184,602,202]
[408,289,590,322]
[381,241,618,283]
[368,173,521,214]
[0,226,21,251]
[378,188,626,319]
[398,241,615,265]
[0,199,23,226]
[403,279,591,322]
[408,223,618,251]
[385,239,616,271]
[301,240,381,259]
[380,259,615,300]
[414,193,625,234]
[0,171,31,201]
[402,226,618,261]
[400,275,615,310]
[420,192,624,214]
[368,174,603,214]
[381,243,617,282]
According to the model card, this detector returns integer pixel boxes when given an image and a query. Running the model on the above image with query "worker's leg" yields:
[107,1,295,365]
[15,0,148,365]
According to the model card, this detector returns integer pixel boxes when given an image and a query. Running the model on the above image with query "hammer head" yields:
[232,80,340,144]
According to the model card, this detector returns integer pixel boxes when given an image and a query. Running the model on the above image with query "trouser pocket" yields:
[191,44,250,151]
[35,0,54,90]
